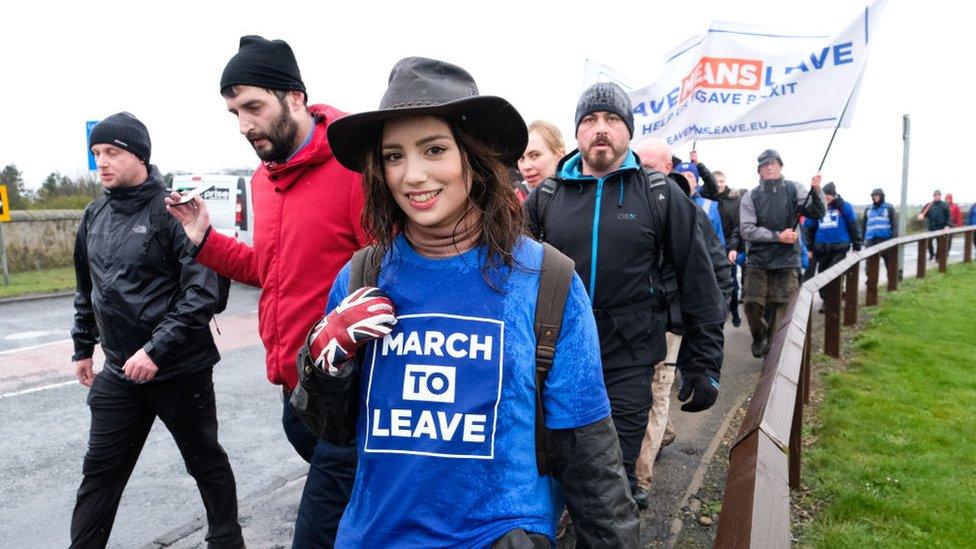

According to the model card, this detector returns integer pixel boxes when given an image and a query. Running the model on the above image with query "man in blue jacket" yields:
[862,188,898,276]
[804,182,862,305]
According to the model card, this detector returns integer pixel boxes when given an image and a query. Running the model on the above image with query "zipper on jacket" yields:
[589,178,605,300]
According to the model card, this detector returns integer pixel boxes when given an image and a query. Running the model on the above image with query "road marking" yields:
[0,379,76,399]
[3,330,52,341]
[0,338,71,356]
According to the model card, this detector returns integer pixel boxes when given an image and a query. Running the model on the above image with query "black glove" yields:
[696,162,718,199]
[677,372,719,412]
[852,240,862,252]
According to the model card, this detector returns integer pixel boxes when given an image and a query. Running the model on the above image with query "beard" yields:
[248,103,300,163]
[582,136,627,174]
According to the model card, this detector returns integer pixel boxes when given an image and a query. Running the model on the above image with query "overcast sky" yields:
[1,0,970,205]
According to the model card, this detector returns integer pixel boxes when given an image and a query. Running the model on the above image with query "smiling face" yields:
[381,115,471,232]
[518,129,562,189]
[577,111,630,178]
[91,144,148,188]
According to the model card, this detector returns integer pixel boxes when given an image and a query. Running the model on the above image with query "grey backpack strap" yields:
[534,178,560,242]
[534,242,576,476]
[348,245,381,292]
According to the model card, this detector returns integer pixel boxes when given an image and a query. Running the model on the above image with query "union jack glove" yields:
[306,287,397,377]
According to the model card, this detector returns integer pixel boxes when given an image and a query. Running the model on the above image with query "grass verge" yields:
[799,263,976,548]
[0,266,75,299]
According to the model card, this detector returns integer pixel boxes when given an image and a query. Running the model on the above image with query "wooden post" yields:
[937,234,948,273]
[917,239,927,279]
[886,247,899,291]
[824,278,842,358]
[844,262,859,326]
[965,231,973,263]
[866,254,880,305]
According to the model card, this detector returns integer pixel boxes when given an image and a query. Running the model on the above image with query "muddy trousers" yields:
[70,369,243,549]
[635,333,682,489]
[603,365,655,495]
[743,266,799,350]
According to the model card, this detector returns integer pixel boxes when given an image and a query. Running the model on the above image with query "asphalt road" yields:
[0,284,308,549]
[0,239,967,548]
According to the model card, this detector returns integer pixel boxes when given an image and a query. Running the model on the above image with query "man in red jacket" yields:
[167,36,366,548]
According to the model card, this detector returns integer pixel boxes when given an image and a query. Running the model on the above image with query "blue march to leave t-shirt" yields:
[326,235,611,548]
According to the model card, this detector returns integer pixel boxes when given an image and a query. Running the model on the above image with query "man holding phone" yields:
[166,36,366,548]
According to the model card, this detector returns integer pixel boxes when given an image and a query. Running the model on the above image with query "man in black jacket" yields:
[70,113,243,549]
[525,83,725,499]
[918,189,951,260]
[740,149,825,358]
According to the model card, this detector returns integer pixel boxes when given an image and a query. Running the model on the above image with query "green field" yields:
[0,266,75,299]
[801,263,976,548]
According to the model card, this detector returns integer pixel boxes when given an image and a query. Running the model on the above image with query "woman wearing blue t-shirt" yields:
[299,57,638,547]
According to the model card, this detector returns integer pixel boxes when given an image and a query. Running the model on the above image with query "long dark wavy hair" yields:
[359,117,525,289]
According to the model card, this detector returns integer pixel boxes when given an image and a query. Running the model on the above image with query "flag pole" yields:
[795,78,863,229]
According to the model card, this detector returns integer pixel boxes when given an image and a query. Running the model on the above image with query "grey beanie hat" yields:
[575,82,634,137]
[757,149,783,168]
[88,112,151,165]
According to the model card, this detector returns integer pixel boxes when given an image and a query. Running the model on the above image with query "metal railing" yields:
[713,225,975,548]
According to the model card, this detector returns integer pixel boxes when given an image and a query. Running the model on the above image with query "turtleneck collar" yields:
[104,165,163,214]
[402,207,483,258]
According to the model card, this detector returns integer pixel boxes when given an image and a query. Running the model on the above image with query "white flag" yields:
[596,1,886,146]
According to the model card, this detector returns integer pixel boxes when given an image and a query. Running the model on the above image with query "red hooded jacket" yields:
[946,194,963,227]
[196,104,367,390]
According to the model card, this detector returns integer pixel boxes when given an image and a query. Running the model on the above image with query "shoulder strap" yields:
[348,245,381,293]
[535,178,560,241]
[533,242,576,476]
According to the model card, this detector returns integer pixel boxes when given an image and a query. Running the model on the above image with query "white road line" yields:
[0,379,77,399]
[0,338,72,356]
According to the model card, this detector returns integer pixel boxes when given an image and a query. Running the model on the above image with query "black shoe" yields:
[751,336,765,358]
[634,487,650,510]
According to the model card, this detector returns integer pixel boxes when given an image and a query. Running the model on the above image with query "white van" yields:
[171,174,254,246]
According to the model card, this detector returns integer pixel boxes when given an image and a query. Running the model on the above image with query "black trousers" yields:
[70,369,243,549]
[814,249,849,299]
[729,263,741,319]
[602,364,654,494]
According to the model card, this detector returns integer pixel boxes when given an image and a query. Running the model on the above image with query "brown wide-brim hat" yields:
[328,57,527,173]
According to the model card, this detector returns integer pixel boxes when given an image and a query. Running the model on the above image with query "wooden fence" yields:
[713,226,976,548]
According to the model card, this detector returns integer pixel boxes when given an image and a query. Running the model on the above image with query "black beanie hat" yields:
[823,182,837,196]
[220,35,306,98]
[575,82,634,137]
[88,112,151,165]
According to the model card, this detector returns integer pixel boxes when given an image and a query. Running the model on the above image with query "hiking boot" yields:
[751,336,765,358]
[661,429,676,448]
[634,487,651,510]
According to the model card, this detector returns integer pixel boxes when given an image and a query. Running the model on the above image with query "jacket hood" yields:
[870,188,885,204]
[260,103,348,190]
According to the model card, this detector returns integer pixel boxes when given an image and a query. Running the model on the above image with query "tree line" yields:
[0,165,253,210]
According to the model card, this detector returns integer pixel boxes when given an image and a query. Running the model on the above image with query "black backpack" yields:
[292,242,575,475]
[84,195,231,315]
